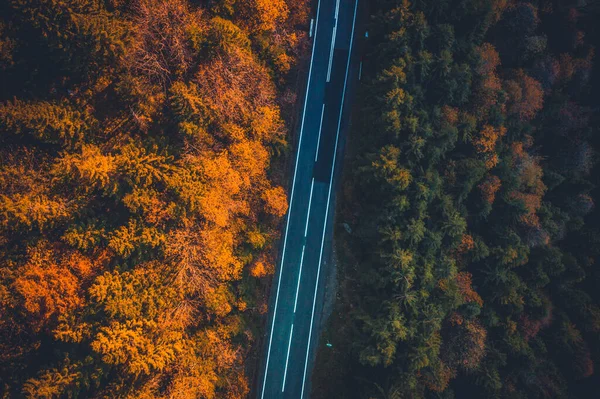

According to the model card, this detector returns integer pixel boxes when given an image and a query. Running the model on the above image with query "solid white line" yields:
[300,1,359,398]
[294,178,315,313]
[282,324,295,392]
[315,104,325,162]
[260,0,323,397]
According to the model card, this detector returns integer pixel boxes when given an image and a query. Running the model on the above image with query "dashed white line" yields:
[315,104,325,162]
[294,246,306,314]
[294,178,315,313]
[281,323,295,392]
[304,178,315,237]
[300,0,359,398]
[260,0,323,397]
[326,0,341,82]
[359,60,363,80]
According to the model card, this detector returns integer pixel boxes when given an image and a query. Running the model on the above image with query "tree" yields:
[367,145,412,190]
[443,318,487,371]
[237,0,289,33]
[126,0,206,84]
[474,43,502,117]
[505,70,544,121]
[262,186,288,217]
[0,100,92,145]
[13,244,85,331]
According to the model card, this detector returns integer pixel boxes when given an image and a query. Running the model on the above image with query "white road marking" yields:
[260,0,323,397]
[282,324,295,392]
[294,178,315,313]
[300,1,359,398]
[315,104,325,162]
[310,18,314,37]
[294,246,306,313]
[304,178,315,237]
[359,61,363,80]
[326,0,341,82]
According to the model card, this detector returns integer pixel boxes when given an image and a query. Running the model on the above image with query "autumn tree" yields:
[505,69,544,121]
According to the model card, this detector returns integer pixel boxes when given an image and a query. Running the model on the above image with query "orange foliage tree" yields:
[479,174,502,204]
[474,43,503,117]
[505,69,544,121]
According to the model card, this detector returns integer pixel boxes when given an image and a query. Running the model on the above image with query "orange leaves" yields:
[230,140,269,185]
[262,186,288,217]
[122,188,172,226]
[474,125,506,154]
[508,141,547,228]
[477,43,501,76]
[253,0,289,32]
[250,261,268,278]
[91,319,183,376]
[0,192,69,231]
[456,272,483,307]
[473,125,506,169]
[202,284,234,317]
[237,0,289,33]
[422,361,454,393]
[87,266,187,377]
[199,227,243,282]
[444,316,487,372]
[12,244,97,330]
[52,144,117,193]
[479,175,501,204]
[457,234,475,254]
[474,43,503,117]
[195,47,276,132]
[251,106,285,142]
[196,152,244,227]
[0,150,70,231]
[461,320,487,369]
[15,263,80,328]
[127,0,206,83]
[165,224,242,312]
[249,253,274,278]
[441,106,459,126]
[505,69,544,121]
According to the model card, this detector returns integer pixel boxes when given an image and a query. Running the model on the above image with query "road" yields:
[257,0,360,398]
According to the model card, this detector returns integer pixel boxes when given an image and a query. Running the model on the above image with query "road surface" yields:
[257,0,360,397]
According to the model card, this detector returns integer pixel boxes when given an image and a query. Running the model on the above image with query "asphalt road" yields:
[257,0,360,398]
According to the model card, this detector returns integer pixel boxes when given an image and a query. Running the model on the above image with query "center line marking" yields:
[294,178,315,313]
[315,104,325,162]
[300,0,359,398]
[304,178,315,237]
[282,324,294,392]
[294,246,306,313]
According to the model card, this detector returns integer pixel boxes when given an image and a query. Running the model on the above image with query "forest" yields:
[0,0,308,397]
[313,0,600,398]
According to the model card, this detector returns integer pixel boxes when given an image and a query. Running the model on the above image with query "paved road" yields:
[257,0,360,398]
